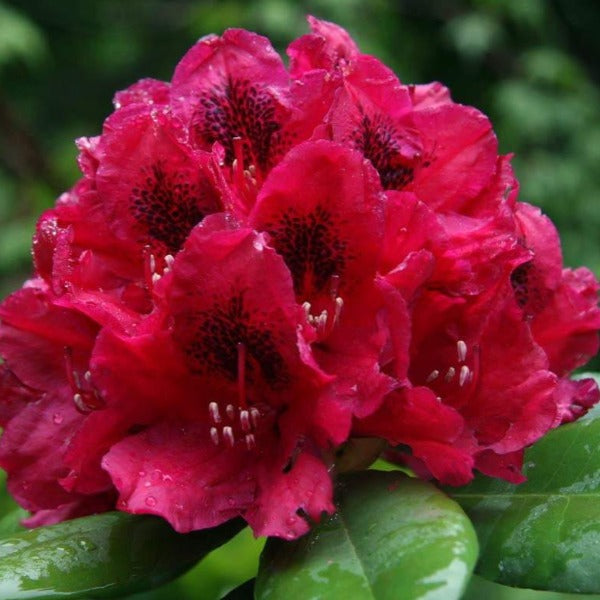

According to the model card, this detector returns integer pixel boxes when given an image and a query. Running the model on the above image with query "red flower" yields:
[0,16,598,538]
[94,224,340,537]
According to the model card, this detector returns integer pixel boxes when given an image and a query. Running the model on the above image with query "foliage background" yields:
[0,0,598,597]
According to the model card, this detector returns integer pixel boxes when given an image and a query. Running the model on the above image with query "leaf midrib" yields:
[337,509,377,600]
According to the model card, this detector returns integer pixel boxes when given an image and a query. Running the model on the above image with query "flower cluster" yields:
[1,18,599,539]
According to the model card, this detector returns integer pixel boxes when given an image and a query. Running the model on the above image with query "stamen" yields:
[237,342,247,409]
[250,407,260,428]
[164,254,175,269]
[208,401,221,424]
[333,297,344,324]
[72,370,81,389]
[245,434,256,450]
[426,369,440,383]
[302,301,312,319]
[149,254,156,274]
[63,347,77,391]
[84,370,92,383]
[151,272,161,284]
[459,365,470,387]
[232,137,246,191]
[329,274,340,299]
[223,426,235,447]
[73,393,87,413]
[226,404,235,420]
[444,367,456,382]
[457,340,467,363]
[240,409,251,432]
[210,427,219,445]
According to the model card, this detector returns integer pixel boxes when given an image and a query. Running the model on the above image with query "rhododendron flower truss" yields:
[0,16,599,545]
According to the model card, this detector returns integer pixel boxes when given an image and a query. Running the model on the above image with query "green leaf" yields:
[0,511,243,599]
[255,471,478,600]
[462,575,600,600]
[450,384,600,594]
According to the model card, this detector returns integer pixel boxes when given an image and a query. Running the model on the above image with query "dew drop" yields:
[285,530,296,539]
[145,496,157,507]
[118,499,128,509]
[144,481,152,488]
[78,538,97,552]
[227,496,235,507]
[286,516,297,526]
[138,470,146,477]
[52,413,64,425]
[151,469,162,483]
[162,474,173,483]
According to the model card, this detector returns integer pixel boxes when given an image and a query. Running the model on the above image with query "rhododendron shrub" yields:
[1,16,599,554]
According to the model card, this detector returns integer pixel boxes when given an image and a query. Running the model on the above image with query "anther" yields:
[164,254,174,269]
[245,434,256,450]
[72,370,81,389]
[226,404,235,420]
[426,370,440,383]
[334,297,344,323]
[302,301,312,318]
[223,426,235,447]
[151,273,161,284]
[84,370,92,383]
[459,365,470,387]
[73,393,87,413]
[210,427,219,445]
[250,407,260,428]
[208,401,221,424]
[240,410,251,432]
[457,340,467,363]
[444,367,456,382]
[149,254,156,274]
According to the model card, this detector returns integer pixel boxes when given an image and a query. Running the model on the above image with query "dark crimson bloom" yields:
[0,16,598,538]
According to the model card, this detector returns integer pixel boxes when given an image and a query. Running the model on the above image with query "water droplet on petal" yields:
[162,474,173,483]
[151,469,162,483]
[145,495,157,507]
[144,481,152,488]
[118,499,128,509]
[138,470,146,477]
[286,516,297,526]
[52,413,63,425]
[285,530,296,539]
[227,496,235,507]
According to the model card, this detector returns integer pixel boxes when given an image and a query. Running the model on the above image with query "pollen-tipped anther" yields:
[226,404,235,420]
[209,401,221,423]
[240,409,251,432]
[250,407,260,428]
[444,367,456,382]
[245,433,256,450]
[223,426,235,447]
[334,296,344,324]
[457,340,467,363]
[426,369,440,383]
[210,427,219,445]
[459,365,470,387]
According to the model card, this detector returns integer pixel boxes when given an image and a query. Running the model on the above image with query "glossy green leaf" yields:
[450,387,600,594]
[0,511,243,599]
[462,575,600,600]
[256,471,478,600]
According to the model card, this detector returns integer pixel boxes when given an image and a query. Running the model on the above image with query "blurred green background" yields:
[0,0,599,597]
